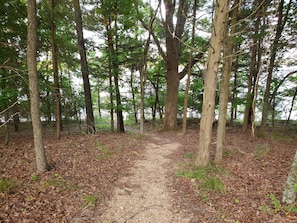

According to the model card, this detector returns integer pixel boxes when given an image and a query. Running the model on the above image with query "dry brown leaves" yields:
[1,123,297,223]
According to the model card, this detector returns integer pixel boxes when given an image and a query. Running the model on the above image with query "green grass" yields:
[0,178,18,193]
[253,144,269,159]
[177,164,227,193]
[94,141,122,160]
[183,152,194,159]
[44,173,78,191]
[258,193,297,215]
[82,194,100,209]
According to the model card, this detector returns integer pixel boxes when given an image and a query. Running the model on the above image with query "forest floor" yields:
[0,121,297,222]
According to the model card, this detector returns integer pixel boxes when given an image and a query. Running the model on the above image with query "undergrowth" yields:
[177,163,227,193]
[0,178,18,193]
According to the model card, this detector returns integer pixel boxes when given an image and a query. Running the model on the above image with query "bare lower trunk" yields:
[282,150,297,204]
[195,0,230,167]
[163,70,179,131]
[27,0,48,172]
[73,0,96,134]
[215,0,239,163]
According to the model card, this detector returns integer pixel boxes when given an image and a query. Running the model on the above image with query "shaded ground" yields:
[0,122,297,222]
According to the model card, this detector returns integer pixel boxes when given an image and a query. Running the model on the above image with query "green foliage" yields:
[94,141,122,160]
[30,174,38,181]
[269,193,281,212]
[83,194,100,209]
[259,193,297,215]
[95,117,113,132]
[253,144,269,159]
[44,174,78,192]
[183,152,194,159]
[0,178,18,193]
[177,164,226,193]
[259,205,272,215]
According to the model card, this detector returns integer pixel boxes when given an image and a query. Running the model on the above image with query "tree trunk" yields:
[215,0,239,164]
[182,0,197,135]
[163,70,179,131]
[230,52,239,126]
[97,78,102,118]
[242,17,260,133]
[140,34,151,134]
[50,0,62,139]
[260,0,291,132]
[282,149,297,204]
[73,0,96,134]
[286,86,297,127]
[27,0,49,172]
[162,0,188,131]
[129,68,137,124]
[113,18,125,133]
[195,0,230,167]
[251,59,262,138]
[12,99,20,132]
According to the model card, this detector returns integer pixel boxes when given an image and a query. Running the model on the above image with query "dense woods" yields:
[1,0,297,221]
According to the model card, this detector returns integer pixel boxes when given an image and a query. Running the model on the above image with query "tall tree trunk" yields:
[50,0,62,139]
[251,59,262,138]
[12,98,20,132]
[242,17,260,133]
[129,68,137,124]
[162,0,188,131]
[195,0,230,167]
[106,23,114,132]
[182,0,197,135]
[135,0,189,131]
[282,149,297,204]
[286,86,297,127]
[215,0,239,164]
[27,0,48,172]
[260,0,291,132]
[113,17,125,133]
[139,35,150,134]
[73,0,96,134]
[230,50,239,126]
[97,78,102,118]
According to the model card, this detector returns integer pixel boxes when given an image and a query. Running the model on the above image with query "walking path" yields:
[95,135,191,223]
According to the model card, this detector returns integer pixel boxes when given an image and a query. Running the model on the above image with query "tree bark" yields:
[128,68,137,124]
[215,0,239,164]
[195,0,230,167]
[140,34,151,134]
[106,22,114,132]
[27,0,49,172]
[286,86,297,127]
[73,0,96,134]
[50,0,62,139]
[162,0,187,131]
[282,149,297,204]
[113,17,125,133]
[242,16,260,133]
[182,0,197,135]
[260,0,291,132]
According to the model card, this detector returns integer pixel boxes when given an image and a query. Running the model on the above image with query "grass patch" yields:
[82,194,100,209]
[0,178,18,193]
[44,173,78,191]
[183,152,194,159]
[258,193,297,215]
[253,144,269,159]
[94,142,122,160]
[177,164,226,193]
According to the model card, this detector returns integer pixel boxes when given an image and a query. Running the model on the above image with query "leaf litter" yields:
[0,123,296,222]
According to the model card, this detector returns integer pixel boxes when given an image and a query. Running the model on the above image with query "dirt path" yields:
[95,135,191,223]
